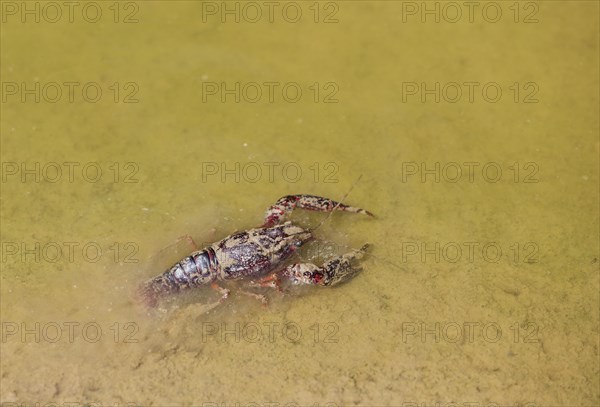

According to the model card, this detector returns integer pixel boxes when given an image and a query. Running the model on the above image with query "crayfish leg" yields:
[211,282,230,303]
[249,273,287,294]
[237,289,269,306]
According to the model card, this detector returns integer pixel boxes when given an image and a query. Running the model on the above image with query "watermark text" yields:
[1,81,139,103]
[201,162,339,183]
[202,81,338,103]
[1,241,139,264]
[200,1,339,23]
[401,82,539,103]
[1,162,140,183]
[1,1,140,23]
[1,321,139,343]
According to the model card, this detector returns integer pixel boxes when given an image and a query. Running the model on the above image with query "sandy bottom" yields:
[1,1,598,406]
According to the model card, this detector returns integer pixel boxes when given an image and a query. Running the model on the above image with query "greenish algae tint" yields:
[1,1,598,405]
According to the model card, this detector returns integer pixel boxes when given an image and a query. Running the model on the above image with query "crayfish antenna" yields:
[311,174,372,232]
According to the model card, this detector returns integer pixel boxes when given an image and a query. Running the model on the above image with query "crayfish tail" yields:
[136,276,176,308]
[136,282,160,308]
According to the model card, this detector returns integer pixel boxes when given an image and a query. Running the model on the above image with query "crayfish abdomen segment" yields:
[139,249,218,306]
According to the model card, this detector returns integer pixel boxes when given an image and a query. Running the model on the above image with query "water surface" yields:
[1,1,598,405]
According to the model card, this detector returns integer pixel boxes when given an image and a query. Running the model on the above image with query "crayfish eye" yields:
[303,271,311,277]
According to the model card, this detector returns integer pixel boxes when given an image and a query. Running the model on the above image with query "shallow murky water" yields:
[1,1,598,406]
